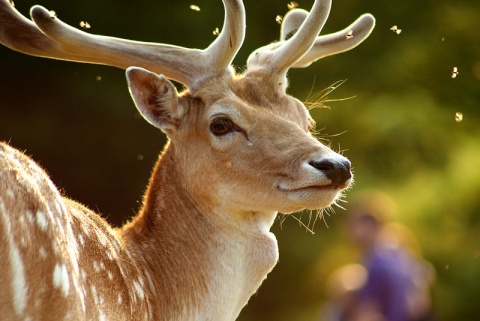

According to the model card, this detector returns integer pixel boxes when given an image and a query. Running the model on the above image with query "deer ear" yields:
[126,67,184,133]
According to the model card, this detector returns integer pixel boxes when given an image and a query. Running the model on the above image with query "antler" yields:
[1,0,374,91]
[246,0,375,76]
[281,10,375,68]
[0,0,245,91]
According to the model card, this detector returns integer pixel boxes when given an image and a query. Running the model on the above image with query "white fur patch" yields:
[39,247,47,259]
[0,203,28,316]
[36,211,48,231]
[53,264,70,297]
[133,280,145,300]
[78,233,85,246]
[10,240,28,315]
[6,188,15,199]
[26,211,34,225]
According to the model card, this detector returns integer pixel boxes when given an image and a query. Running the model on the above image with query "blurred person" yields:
[378,223,436,321]
[344,190,436,321]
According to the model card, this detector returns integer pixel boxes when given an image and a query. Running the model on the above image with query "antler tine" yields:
[0,1,58,57]
[0,0,245,92]
[246,0,331,76]
[282,11,376,68]
[280,9,309,42]
[204,0,245,75]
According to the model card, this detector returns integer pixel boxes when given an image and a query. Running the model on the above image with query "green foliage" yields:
[1,0,479,320]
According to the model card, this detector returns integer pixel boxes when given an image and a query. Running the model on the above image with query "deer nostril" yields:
[309,159,352,185]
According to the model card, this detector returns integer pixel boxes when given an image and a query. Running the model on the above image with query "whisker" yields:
[291,213,316,234]
[304,76,317,104]
[304,79,353,110]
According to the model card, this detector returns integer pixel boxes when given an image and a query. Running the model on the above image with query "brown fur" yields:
[0,0,375,319]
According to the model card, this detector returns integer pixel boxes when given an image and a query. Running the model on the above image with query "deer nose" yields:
[309,159,352,185]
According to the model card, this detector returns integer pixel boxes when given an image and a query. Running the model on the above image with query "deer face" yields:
[128,68,351,214]
[118,0,374,216]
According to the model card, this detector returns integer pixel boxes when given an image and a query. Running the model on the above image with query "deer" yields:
[0,0,375,320]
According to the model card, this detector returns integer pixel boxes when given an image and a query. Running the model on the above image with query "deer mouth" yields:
[275,182,349,211]
[277,182,350,193]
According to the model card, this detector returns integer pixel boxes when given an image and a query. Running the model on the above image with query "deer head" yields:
[0,0,375,213]
[0,0,374,320]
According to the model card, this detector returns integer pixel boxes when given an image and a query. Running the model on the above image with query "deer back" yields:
[0,143,157,320]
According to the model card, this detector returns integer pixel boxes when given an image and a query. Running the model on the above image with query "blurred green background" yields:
[1,0,479,320]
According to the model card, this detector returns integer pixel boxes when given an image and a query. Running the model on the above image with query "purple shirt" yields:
[359,247,411,321]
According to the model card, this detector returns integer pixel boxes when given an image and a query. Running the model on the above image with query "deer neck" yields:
[119,144,279,320]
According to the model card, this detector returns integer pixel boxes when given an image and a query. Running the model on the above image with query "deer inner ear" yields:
[126,67,184,133]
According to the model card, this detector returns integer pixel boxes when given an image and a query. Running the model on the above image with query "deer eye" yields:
[210,117,235,136]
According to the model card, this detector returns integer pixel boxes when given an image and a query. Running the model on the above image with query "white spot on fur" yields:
[113,241,121,254]
[39,247,47,259]
[93,261,100,273]
[36,211,48,231]
[19,215,26,226]
[11,242,28,315]
[78,233,85,246]
[0,204,28,316]
[26,211,34,225]
[53,264,70,297]
[52,242,60,255]
[54,201,62,214]
[98,233,107,247]
[117,294,123,305]
[133,280,145,300]
[81,222,90,236]
[91,285,99,304]
[107,271,113,280]
[6,188,15,199]
[20,236,27,247]
[144,269,156,295]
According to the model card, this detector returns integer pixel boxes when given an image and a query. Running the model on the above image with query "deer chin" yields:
[276,181,351,212]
